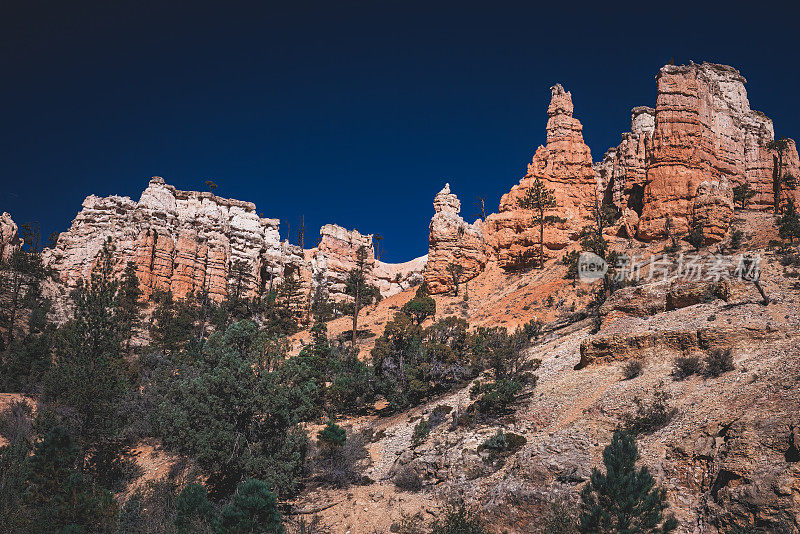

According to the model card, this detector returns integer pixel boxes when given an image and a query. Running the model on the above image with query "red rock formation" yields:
[637,63,799,241]
[595,106,654,213]
[46,177,425,304]
[309,224,425,300]
[484,84,598,269]
[692,179,734,244]
[424,184,486,294]
[0,212,22,262]
[47,177,294,302]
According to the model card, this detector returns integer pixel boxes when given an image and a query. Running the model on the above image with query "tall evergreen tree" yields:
[24,426,118,533]
[345,245,378,348]
[579,431,677,533]
[778,198,800,243]
[117,260,143,352]
[517,176,559,268]
[41,239,130,485]
[767,137,791,213]
[0,227,49,349]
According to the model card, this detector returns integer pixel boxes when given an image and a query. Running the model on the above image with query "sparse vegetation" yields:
[446,262,465,295]
[672,355,702,380]
[778,199,800,243]
[703,349,735,378]
[542,501,578,533]
[623,359,644,380]
[517,176,559,268]
[392,465,422,492]
[686,223,705,251]
[623,384,676,435]
[729,228,745,249]
[428,502,487,534]
[401,283,436,325]
[411,418,431,447]
[733,181,756,209]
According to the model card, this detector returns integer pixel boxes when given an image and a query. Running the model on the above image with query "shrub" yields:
[390,511,426,534]
[429,502,487,534]
[411,419,431,447]
[392,466,422,492]
[623,385,676,435]
[622,360,643,380]
[429,404,452,427]
[686,224,705,251]
[317,421,346,448]
[729,229,744,249]
[703,349,735,378]
[542,501,578,533]
[481,429,508,452]
[672,355,702,380]
[0,399,33,445]
[314,427,369,488]
[478,429,527,456]
[290,514,331,534]
[470,378,525,416]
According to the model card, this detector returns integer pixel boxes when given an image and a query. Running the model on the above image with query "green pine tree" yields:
[767,137,791,213]
[579,431,677,533]
[0,231,49,349]
[778,199,800,243]
[24,426,118,533]
[401,284,436,325]
[733,181,757,209]
[345,245,379,348]
[216,479,283,534]
[174,483,217,534]
[317,421,346,448]
[157,321,308,498]
[117,260,143,352]
[517,176,559,268]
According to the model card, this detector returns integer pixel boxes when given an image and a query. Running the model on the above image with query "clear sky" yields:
[2,1,799,262]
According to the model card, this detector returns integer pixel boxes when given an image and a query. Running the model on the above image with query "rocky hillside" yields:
[1,60,799,533]
[285,210,800,533]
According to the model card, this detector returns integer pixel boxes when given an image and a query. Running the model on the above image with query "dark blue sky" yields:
[2,1,799,262]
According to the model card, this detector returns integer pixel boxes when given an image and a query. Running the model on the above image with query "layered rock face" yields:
[637,62,799,241]
[308,224,425,300]
[424,184,486,294]
[595,106,654,213]
[45,177,425,304]
[0,212,22,262]
[484,84,598,269]
[46,177,289,301]
[692,179,734,244]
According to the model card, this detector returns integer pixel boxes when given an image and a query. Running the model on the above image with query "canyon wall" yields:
[45,177,425,304]
[636,63,799,241]
[16,61,800,302]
